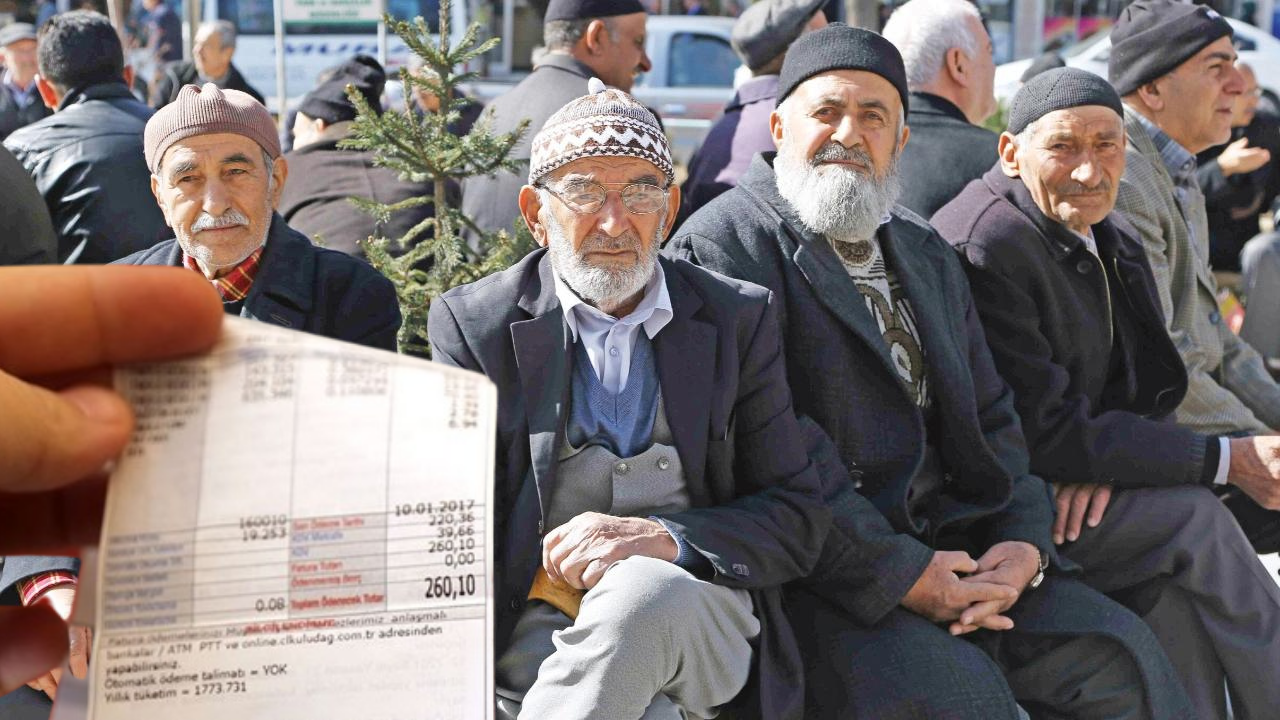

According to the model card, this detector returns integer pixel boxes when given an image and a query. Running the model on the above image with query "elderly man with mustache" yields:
[114,83,400,351]
[934,67,1280,720]
[668,23,1190,720]
[429,79,828,720]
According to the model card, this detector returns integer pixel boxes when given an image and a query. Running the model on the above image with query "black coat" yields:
[0,83,51,141]
[669,155,1192,720]
[459,54,595,240]
[933,167,1210,488]
[428,250,830,719]
[279,130,438,260]
[115,215,401,351]
[668,153,1057,626]
[0,144,56,265]
[151,61,265,109]
[4,82,168,264]
[896,92,999,220]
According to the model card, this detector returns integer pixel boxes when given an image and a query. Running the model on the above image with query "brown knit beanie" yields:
[145,83,281,173]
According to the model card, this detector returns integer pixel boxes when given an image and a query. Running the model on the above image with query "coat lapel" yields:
[510,254,571,526]
[653,258,717,503]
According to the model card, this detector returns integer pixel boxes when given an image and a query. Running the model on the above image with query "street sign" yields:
[283,0,380,25]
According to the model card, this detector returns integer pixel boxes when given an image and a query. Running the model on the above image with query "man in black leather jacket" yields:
[4,11,167,264]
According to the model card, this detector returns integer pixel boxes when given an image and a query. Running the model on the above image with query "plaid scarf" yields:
[184,247,264,302]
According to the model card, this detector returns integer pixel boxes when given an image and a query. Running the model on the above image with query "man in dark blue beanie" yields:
[460,0,651,245]
[936,66,1280,720]
[1111,2,1280,640]
[672,23,1193,720]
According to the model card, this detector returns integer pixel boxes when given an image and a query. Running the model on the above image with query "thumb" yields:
[1231,136,1250,149]
[940,550,979,574]
[0,377,134,493]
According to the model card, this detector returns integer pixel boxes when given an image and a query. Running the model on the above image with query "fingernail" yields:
[1067,531,1078,541]
[1088,518,1099,527]
[1053,535,1063,544]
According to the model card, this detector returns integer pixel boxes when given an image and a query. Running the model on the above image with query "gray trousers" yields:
[1060,485,1280,720]
[498,556,758,720]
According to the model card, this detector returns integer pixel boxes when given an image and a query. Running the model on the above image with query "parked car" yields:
[994,17,1280,101]
[464,16,740,169]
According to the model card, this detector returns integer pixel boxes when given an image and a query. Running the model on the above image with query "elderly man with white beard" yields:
[668,23,1192,720]
[115,83,400,351]
[428,79,829,720]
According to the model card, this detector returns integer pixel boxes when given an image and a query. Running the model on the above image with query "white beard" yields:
[774,139,901,241]
[546,213,666,315]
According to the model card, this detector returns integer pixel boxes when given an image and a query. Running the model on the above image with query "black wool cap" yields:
[298,54,386,124]
[1007,67,1124,135]
[776,22,909,115]
[544,0,645,22]
[1108,0,1232,96]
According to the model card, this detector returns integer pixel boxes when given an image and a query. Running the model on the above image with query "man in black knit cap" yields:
[459,0,651,244]
[279,55,436,260]
[935,67,1280,720]
[670,23,1192,720]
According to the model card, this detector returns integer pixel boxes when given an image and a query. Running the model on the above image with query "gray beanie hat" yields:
[528,77,673,185]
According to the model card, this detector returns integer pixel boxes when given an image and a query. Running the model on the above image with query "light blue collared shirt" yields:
[553,261,673,395]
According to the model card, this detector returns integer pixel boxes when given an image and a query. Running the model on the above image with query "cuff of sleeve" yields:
[1200,436,1232,486]
[1214,437,1232,485]
[652,517,714,580]
[17,572,78,606]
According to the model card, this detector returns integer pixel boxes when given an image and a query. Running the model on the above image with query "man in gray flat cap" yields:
[0,23,50,140]
[934,66,1280,720]
[678,0,826,224]
[432,79,828,720]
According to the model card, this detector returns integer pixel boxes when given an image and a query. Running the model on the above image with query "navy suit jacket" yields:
[428,250,830,719]
[115,214,401,351]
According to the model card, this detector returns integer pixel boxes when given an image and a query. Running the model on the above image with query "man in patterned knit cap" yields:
[670,22,1191,719]
[429,78,829,719]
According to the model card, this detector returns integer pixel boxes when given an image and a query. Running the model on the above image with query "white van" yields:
[205,0,467,107]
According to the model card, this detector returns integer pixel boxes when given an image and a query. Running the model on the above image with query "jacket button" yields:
[732,563,750,577]
[509,597,523,611]
[1075,260,1092,274]
[657,456,670,470]
[615,462,630,474]
[1209,311,1222,325]
[849,469,865,490]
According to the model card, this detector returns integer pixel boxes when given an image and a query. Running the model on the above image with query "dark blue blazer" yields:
[115,215,401,352]
[428,250,830,719]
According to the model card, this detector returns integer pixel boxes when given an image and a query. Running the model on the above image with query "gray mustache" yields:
[1057,179,1112,196]
[812,142,873,168]
[191,210,250,233]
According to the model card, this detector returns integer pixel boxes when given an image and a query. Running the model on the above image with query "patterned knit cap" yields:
[528,77,673,185]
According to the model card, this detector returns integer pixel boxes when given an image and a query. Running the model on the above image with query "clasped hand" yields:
[901,542,1040,636]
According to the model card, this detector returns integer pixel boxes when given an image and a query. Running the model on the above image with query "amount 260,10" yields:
[424,574,477,601]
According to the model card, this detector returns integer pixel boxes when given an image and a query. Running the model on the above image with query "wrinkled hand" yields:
[25,587,92,698]
[1051,483,1112,544]
[948,541,1040,636]
[1229,436,1280,509]
[0,266,222,697]
[900,550,1017,628]
[1217,136,1271,177]
[542,512,679,590]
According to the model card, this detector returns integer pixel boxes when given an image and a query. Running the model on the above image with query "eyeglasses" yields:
[539,180,669,215]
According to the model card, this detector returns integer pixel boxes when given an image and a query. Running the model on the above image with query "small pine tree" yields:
[341,0,535,356]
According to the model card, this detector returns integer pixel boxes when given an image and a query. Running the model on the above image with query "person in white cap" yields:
[430,78,829,720]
